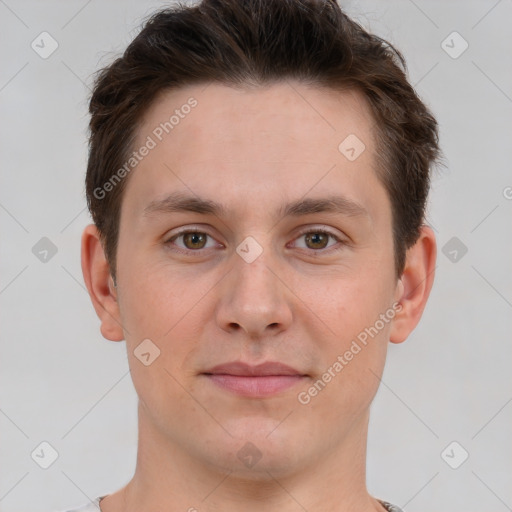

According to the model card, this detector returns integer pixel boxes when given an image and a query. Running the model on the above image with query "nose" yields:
[214,245,293,340]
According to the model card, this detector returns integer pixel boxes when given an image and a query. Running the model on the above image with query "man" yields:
[74,0,439,510]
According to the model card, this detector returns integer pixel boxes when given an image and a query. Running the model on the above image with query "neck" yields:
[102,401,384,512]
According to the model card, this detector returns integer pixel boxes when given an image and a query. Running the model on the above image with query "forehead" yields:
[138,81,374,162]
[122,81,389,228]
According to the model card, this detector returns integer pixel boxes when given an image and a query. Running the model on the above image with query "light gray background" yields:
[1,1,511,511]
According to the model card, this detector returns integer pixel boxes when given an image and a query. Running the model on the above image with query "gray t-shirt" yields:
[61,495,405,511]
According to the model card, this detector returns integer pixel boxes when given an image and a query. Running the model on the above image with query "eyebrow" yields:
[143,191,369,221]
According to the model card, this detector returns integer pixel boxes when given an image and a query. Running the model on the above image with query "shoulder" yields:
[378,500,405,512]
[55,496,104,512]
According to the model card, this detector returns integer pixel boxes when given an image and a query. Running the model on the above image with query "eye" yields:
[164,227,347,255]
[292,228,346,253]
[165,229,220,253]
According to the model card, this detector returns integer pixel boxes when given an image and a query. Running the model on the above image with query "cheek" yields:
[118,277,205,423]
[116,254,209,339]
[117,260,220,385]
[127,352,205,443]
[296,267,394,399]
[299,268,393,341]
[298,316,389,427]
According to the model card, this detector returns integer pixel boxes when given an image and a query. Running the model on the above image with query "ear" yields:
[81,224,124,341]
[389,225,437,344]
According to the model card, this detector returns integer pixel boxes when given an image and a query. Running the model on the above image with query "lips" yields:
[202,362,307,397]
[205,361,304,377]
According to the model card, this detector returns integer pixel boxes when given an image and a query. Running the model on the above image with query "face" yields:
[111,82,404,476]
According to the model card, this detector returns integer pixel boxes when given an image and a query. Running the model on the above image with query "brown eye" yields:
[165,228,221,255]
[292,228,345,253]
[304,232,329,249]
[182,232,208,249]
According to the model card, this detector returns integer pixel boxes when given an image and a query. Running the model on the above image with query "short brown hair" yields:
[86,0,440,280]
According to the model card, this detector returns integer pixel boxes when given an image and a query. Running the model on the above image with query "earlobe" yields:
[81,224,125,342]
[389,225,437,344]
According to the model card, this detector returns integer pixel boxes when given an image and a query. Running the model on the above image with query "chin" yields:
[203,417,308,478]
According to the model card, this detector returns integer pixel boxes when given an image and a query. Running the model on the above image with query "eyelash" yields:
[164,227,348,256]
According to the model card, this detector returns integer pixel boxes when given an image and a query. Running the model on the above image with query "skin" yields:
[82,81,436,512]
